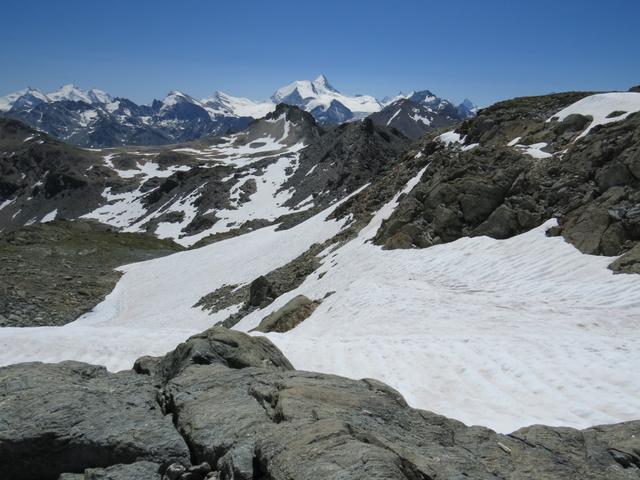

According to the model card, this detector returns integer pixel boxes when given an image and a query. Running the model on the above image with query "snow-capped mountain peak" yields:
[201,91,276,119]
[87,88,113,104]
[0,87,50,112]
[312,74,338,93]
[271,75,382,123]
[48,84,94,104]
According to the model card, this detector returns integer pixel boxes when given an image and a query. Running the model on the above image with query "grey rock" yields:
[162,361,640,480]
[609,243,640,274]
[252,295,320,333]
[163,462,186,480]
[0,361,190,480]
[84,461,162,480]
[144,326,293,384]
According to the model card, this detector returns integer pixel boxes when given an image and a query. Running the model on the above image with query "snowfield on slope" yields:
[0,169,639,433]
[231,182,640,433]
[549,91,640,137]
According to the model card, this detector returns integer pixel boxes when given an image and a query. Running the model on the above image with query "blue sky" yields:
[2,0,639,106]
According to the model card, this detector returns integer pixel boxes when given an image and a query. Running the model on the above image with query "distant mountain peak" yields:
[313,74,338,93]
[48,84,93,103]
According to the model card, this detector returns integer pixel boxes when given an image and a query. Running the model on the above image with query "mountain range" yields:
[0,76,476,147]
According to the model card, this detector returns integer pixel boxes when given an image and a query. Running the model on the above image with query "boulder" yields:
[252,295,320,333]
[248,276,277,307]
[135,326,293,383]
[609,243,640,274]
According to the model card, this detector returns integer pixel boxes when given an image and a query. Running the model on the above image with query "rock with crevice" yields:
[0,361,190,480]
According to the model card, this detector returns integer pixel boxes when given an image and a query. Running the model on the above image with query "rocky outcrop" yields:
[251,295,320,333]
[1,327,638,480]
[163,364,640,480]
[374,93,640,269]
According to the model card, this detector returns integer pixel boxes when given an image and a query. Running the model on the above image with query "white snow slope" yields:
[550,91,640,138]
[0,201,351,370]
[1,165,639,433]
[232,173,640,433]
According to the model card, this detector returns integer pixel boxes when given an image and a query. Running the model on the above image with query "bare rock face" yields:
[0,361,190,480]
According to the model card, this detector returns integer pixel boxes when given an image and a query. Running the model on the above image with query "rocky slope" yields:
[375,91,640,273]
[1,327,638,480]
[0,106,409,248]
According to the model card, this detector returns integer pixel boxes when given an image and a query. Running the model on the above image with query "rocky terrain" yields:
[1,327,638,480]
[0,105,409,249]
[374,91,640,273]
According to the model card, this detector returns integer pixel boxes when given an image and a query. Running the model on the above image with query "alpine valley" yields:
[1,82,640,480]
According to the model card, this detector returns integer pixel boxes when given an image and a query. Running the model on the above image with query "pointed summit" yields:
[312,74,338,93]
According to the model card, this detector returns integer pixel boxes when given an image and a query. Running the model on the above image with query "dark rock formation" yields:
[134,326,293,383]
[248,276,277,308]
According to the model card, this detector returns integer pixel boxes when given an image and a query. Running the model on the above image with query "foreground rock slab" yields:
[163,364,640,480]
[1,327,639,479]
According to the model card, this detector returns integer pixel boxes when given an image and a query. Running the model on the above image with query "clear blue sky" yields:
[2,0,639,106]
